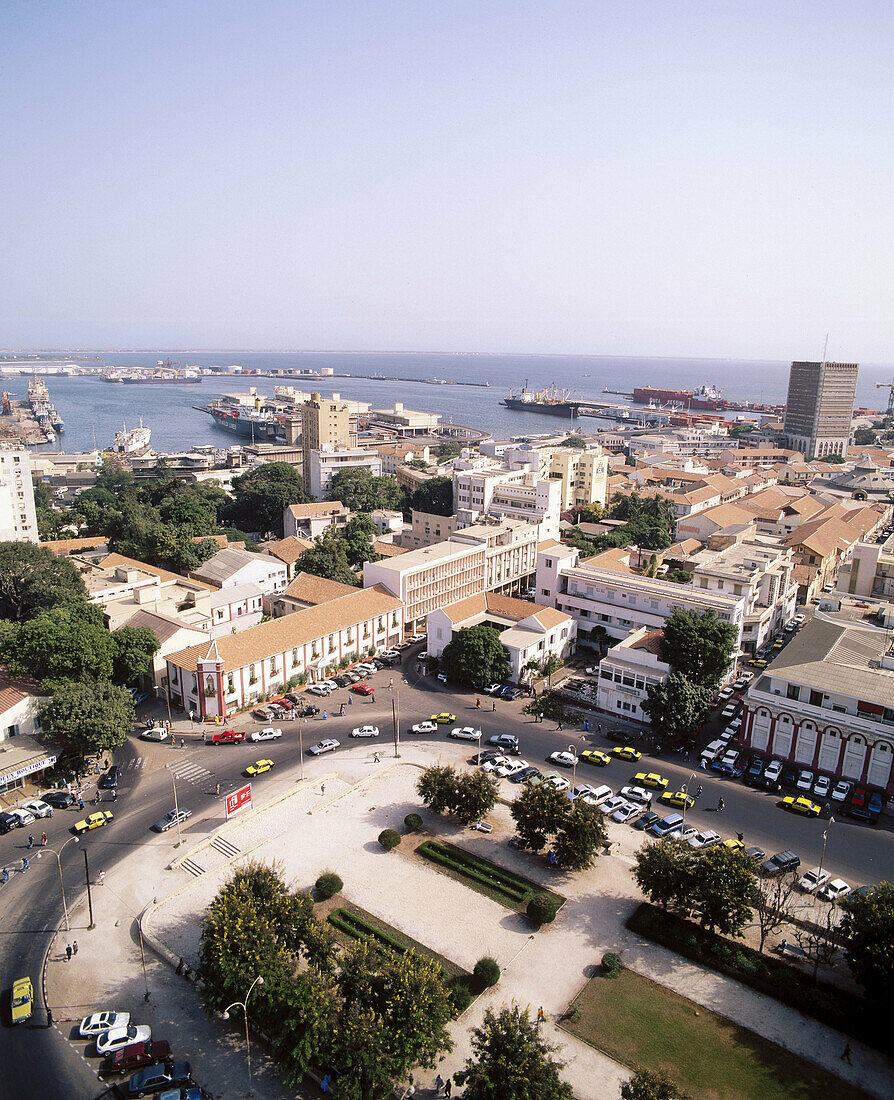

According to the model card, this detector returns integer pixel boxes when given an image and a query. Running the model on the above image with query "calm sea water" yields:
[4,351,891,455]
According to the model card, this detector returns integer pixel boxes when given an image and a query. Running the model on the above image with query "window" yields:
[786,684,800,701]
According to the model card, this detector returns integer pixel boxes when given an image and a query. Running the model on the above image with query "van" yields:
[700,740,726,764]
[648,813,684,838]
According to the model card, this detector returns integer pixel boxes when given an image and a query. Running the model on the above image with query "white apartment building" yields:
[536,543,747,651]
[450,518,539,591]
[595,627,671,722]
[0,446,38,543]
[453,451,562,540]
[308,447,382,500]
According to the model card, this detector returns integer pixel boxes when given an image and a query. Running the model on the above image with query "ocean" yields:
[3,351,891,455]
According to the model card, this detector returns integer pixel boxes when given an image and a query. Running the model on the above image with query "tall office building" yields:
[300,393,356,492]
[0,445,38,543]
[783,360,858,459]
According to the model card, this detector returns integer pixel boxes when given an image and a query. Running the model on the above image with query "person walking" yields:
[66,944,72,962]
[215,783,220,797]
[98,870,105,885]
[41,832,47,846]
[717,797,725,812]
[72,941,78,956]
[21,857,29,871]
[736,831,744,842]
[27,834,34,849]
[695,783,703,799]
[492,700,496,711]
[537,1005,546,1024]
[435,1073,444,1095]
[1,868,8,884]
[78,796,84,810]
[444,1079,452,1097]
[475,697,481,709]
[841,1044,852,1064]
[371,692,376,703]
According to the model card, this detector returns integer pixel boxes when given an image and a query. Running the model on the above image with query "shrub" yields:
[473,956,501,990]
[404,813,423,832]
[601,951,621,978]
[315,872,343,900]
[527,894,557,927]
[449,978,473,1015]
[378,829,401,851]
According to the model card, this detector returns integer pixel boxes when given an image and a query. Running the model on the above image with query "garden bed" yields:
[415,839,565,912]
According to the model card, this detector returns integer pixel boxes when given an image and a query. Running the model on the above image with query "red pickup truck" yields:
[204,729,246,745]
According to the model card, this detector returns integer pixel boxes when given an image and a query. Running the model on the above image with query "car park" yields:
[813,774,831,799]
[449,726,480,740]
[579,784,613,807]
[245,759,274,776]
[760,850,800,876]
[308,739,339,756]
[142,726,169,741]
[797,867,831,893]
[11,977,33,1024]
[99,1040,172,1079]
[0,811,20,834]
[306,685,333,697]
[632,810,660,832]
[481,755,510,773]
[850,789,883,823]
[333,675,352,688]
[830,779,853,803]
[796,770,814,792]
[549,750,578,768]
[580,749,611,767]
[249,727,282,742]
[660,790,694,809]
[80,1011,131,1037]
[543,773,570,793]
[431,712,456,724]
[633,772,668,790]
[96,1023,152,1055]
[512,766,541,784]
[410,720,438,734]
[648,813,685,838]
[253,704,279,718]
[19,798,53,819]
[6,807,35,827]
[488,733,521,754]
[471,751,500,766]
[620,785,653,805]
[746,758,764,779]
[688,830,722,850]
[74,811,114,834]
[599,795,630,817]
[43,790,78,809]
[817,878,852,903]
[123,1061,192,1098]
[782,795,821,818]
[152,808,192,833]
[495,759,528,779]
[611,746,642,762]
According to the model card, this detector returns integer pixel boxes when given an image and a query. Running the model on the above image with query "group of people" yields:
[64,941,79,961]
[26,833,48,848]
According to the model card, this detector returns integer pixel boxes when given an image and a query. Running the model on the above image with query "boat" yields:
[502,382,586,418]
[112,419,152,454]
[205,401,285,442]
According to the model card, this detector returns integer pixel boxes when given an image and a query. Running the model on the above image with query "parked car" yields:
[660,790,694,809]
[632,811,660,832]
[620,785,653,805]
[11,977,33,1025]
[495,759,529,779]
[0,812,20,834]
[830,779,853,803]
[543,773,570,793]
[350,726,380,738]
[688,830,722,850]
[470,820,493,833]
[99,1040,172,1079]
[43,790,78,810]
[308,739,340,756]
[781,767,799,790]
[488,733,520,754]
[512,766,541,784]
[152,808,192,833]
[548,750,578,768]
[204,729,246,746]
[352,683,374,695]
[611,802,642,823]
[306,685,333,697]
[293,704,320,718]
[606,729,632,743]
[249,727,282,742]
[599,795,630,817]
[96,1023,152,1055]
[797,867,831,893]
[700,740,727,764]
[763,759,783,783]
[123,1061,192,1098]
[579,784,613,807]
[817,878,852,903]
[6,808,35,827]
[18,799,53,819]
[333,675,352,688]
[98,768,120,790]
[850,789,883,823]
[580,749,611,767]
[73,811,114,834]
[253,704,279,718]
[745,845,766,864]
[648,813,685,838]
[760,850,801,876]
[80,1011,131,1037]
[796,770,815,792]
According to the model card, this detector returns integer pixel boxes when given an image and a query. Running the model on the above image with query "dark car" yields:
[99,1040,172,1078]
[780,768,799,790]
[760,850,800,877]
[487,734,521,755]
[749,773,781,793]
[294,704,320,718]
[470,751,501,766]
[43,790,79,809]
[745,846,766,864]
[99,765,121,791]
[511,766,541,783]
[850,790,883,823]
[605,728,630,743]
[632,811,661,832]
[0,812,18,835]
[333,675,352,688]
[747,757,764,777]
[124,1060,192,1098]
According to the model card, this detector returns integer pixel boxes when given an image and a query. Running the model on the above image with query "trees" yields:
[225,462,310,536]
[510,783,569,852]
[416,765,460,815]
[455,1004,574,1100]
[558,435,586,449]
[0,542,88,622]
[632,840,696,911]
[854,427,878,446]
[408,476,453,517]
[296,529,360,587]
[794,905,840,982]
[415,765,499,825]
[38,681,135,758]
[690,846,757,936]
[1,607,116,683]
[621,1069,688,1100]
[440,624,510,686]
[751,874,799,952]
[110,625,160,685]
[660,607,737,690]
[326,467,404,513]
[510,783,606,868]
[839,882,894,1003]
[342,514,380,569]
[641,672,712,745]
[551,800,609,871]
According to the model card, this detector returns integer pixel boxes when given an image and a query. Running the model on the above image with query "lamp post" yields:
[297,713,305,780]
[569,735,586,791]
[37,836,79,932]
[165,765,184,847]
[818,816,835,879]
[223,975,265,1094]
[681,771,697,827]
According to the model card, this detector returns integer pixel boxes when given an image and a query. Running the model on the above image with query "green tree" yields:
[0,542,88,622]
[408,476,453,516]
[39,680,135,758]
[225,463,310,536]
[111,625,160,685]
[558,435,586,449]
[1,607,115,683]
[854,426,878,446]
[632,839,696,911]
[342,514,380,568]
[691,846,757,935]
[416,765,460,815]
[440,624,510,686]
[839,881,894,1003]
[621,1069,688,1100]
[455,1004,574,1100]
[434,440,463,461]
[326,467,404,512]
[552,800,608,871]
[296,529,360,587]
[660,607,737,690]
[452,770,500,825]
[641,671,712,745]
[510,783,570,853]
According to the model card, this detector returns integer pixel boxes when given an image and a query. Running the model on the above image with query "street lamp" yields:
[165,765,184,847]
[37,836,79,932]
[297,713,305,781]
[818,816,835,880]
[680,771,697,827]
[223,975,265,1094]
[569,735,586,790]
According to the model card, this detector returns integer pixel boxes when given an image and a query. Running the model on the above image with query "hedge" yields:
[527,894,557,927]
[626,903,883,1051]
[315,872,343,900]
[418,842,528,905]
[378,829,402,851]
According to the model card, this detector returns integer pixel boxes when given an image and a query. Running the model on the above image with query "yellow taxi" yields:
[660,789,694,809]
[723,838,745,853]
[245,759,275,777]
[748,658,769,669]
[73,810,113,834]
[580,749,611,768]
[782,795,821,818]
[611,746,642,762]
[11,977,33,1024]
[634,772,669,791]
[431,712,456,724]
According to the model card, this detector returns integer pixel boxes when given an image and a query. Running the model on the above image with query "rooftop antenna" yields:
[820,333,829,367]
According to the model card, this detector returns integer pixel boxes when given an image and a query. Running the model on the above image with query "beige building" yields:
[783,360,859,459]
[402,510,458,550]
[283,500,348,539]
[595,628,671,722]
[300,393,356,489]
[543,447,609,511]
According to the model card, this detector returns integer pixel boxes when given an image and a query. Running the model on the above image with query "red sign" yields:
[226,783,252,819]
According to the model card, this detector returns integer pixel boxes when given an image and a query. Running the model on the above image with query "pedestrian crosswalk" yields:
[170,760,214,788]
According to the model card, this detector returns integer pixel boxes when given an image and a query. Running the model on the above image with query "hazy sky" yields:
[1,1,891,360]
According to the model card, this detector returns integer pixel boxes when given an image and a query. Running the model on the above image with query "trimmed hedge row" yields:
[418,841,528,905]
[329,908,421,961]
[626,903,882,1051]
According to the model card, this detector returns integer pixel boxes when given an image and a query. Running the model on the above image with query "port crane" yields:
[877,381,894,419]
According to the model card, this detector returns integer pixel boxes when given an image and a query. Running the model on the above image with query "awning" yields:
[0,736,59,786]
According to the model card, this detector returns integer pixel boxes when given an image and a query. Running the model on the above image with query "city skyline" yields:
[2,1,891,361]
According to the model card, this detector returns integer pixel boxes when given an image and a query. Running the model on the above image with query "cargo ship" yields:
[112,420,152,455]
[204,399,286,442]
[631,384,728,411]
[502,382,586,417]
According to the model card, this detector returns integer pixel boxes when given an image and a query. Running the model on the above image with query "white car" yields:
[307,684,333,697]
[308,739,340,755]
[449,726,481,741]
[95,1022,151,1055]
[495,759,528,778]
[568,784,597,801]
[721,704,737,719]
[611,802,642,823]
[410,720,438,734]
[796,770,815,792]
[6,808,35,827]
[620,785,653,805]
[813,775,832,799]
[250,727,282,742]
[543,773,570,793]
[350,725,380,738]
[718,687,734,701]
[818,878,852,903]
[700,739,726,764]
[798,867,832,893]
[19,799,53,819]
[407,633,425,643]
[355,664,376,675]
[677,825,699,844]
[584,665,599,676]
[481,755,510,773]
[830,780,852,803]
[579,784,613,808]
[764,759,783,783]
[548,750,578,768]
[599,795,629,816]
[141,726,168,741]
[79,1011,130,1037]
[484,683,503,695]
[688,830,722,849]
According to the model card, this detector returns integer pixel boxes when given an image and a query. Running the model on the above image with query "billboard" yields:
[226,783,252,820]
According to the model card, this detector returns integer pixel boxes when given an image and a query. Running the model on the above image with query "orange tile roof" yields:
[262,535,314,563]
[41,536,108,555]
[282,572,358,603]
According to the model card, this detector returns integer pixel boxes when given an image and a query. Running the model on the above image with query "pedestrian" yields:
[184,964,192,980]
[555,722,564,731]
[371,692,376,703]
[41,832,47,846]
[78,796,84,809]
[98,870,105,885]
[46,1007,53,1028]
[1,868,8,884]
[215,783,220,796]
[389,677,393,689]
[841,1044,852,1064]
[435,1073,444,1095]
[700,759,707,771]
[66,944,72,962]
[717,797,725,812]
[696,783,703,798]
[444,1079,452,1097]
[736,831,744,842]
[180,737,185,748]
[27,834,34,849]
[22,857,29,871]
[176,958,184,975]
[476,698,481,709]
[373,752,381,764]
[492,700,496,711]
[320,1073,331,1093]
[584,720,589,732]
[72,941,78,955]
[537,1005,546,1024]
[321,783,326,795]
[323,710,327,720]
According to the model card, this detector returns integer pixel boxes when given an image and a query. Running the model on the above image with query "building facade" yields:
[595,627,670,722]
[308,447,382,500]
[0,446,38,543]
[783,360,859,459]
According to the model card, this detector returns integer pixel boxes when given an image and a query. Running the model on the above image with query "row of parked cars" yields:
[305,648,406,697]
[77,1010,203,1097]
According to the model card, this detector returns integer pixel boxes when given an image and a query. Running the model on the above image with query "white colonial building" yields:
[595,628,670,722]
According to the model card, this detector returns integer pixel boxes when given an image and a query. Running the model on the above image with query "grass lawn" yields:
[562,967,873,1100]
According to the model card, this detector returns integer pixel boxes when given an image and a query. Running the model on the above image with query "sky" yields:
[0,1,891,361]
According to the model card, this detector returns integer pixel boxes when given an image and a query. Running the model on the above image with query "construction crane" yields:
[876,381,894,419]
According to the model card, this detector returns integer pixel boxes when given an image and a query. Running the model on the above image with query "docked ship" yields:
[502,382,586,417]
[112,420,152,455]
[205,399,286,442]
[27,376,64,439]
[102,365,202,383]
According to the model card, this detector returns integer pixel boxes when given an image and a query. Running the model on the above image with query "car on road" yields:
[632,811,660,832]
[18,798,53,819]
[830,779,853,803]
[0,811,20,834]
[688,830,722,850]
[488,733,520,754]
[249,727,282,742]
[96,1023,152,1055]
[293,704,321,718]
[123,1061,192,1098]
[543,773,570,793]
[11,977,33,1024]
[813,775,832,799]
[760,850,801,876]
[580,749,611,767]
[818,878,852,903]
[648,813,685,838]
[43,790,78,810]
[634,772,668,791]
[495,759,529,779]
[796,770,815,792]
[620,784,653,805]
[748,658,769,669]
[245,759,275,776]
[781,795,821,818]
[350,725,380,738]
[764,759,783,784]
[611,802,642,823]
[73,810,114,834]
[431,712,456,724]
[352,683,375,695]
[80,1010,130,1037]
[797,867,831,893]
[152,808,192,833]
[660,790,695,809]
[141,726,169,741]
[512,766,541,784]
[410,720,438,734]
[721,704,738,719]
[549,750,578,768]
[611,746,642,762]
[308,739,340,756]
[99,1040,172,1079]
[6,807,35,828]
[449,726,480,740]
